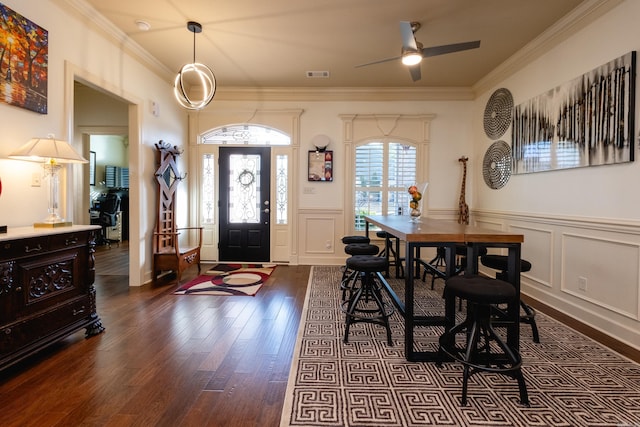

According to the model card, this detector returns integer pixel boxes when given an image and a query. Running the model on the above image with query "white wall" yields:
[190,98,475,264]
[194,99,474,211]
[0,0,188,286]
[473,0,640,351]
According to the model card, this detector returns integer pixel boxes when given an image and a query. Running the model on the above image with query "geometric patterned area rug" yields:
[174,263,275,296]
[280,265,640,426]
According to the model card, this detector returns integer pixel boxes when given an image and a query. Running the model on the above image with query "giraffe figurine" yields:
[458,156,469,225]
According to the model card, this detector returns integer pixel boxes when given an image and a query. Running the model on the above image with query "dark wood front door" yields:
[218,146,271,262]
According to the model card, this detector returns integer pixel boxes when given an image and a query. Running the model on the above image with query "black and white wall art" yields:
[512,51,636,174]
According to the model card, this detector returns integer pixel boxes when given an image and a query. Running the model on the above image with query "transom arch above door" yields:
[201,124,291,146]
[192,108,303,148]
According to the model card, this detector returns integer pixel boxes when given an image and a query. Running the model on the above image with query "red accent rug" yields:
[174,263,276,296]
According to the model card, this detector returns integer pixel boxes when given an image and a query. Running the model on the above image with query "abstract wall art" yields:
[512,51,635,174]
[0,3,48,114]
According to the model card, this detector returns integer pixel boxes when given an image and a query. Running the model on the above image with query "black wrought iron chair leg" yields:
[521,301,540,343]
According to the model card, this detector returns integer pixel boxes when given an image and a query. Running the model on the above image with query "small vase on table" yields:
[409,206,421,222]
[408,183,426,223]
[409,199,421,222]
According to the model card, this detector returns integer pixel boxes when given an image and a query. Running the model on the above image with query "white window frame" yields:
[341,114,435,236]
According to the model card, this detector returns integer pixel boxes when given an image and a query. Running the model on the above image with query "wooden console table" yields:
[364,215,523,362]
[0,225,104,371]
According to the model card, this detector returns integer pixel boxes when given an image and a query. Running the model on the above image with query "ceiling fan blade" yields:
[408,65,421,82]
[400,21,418,50]
[355,55,402,68]
[421,40,481,58]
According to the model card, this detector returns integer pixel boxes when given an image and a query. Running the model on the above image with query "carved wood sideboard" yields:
[0,225,104,371]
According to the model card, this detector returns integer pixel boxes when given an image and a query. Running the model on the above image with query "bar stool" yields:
[438,274,529,406]
[376,230,404,278]
[339,235,372,298]
[481,254,540,343]
[340,243,379,300]
[342,255,394,345]
[341,235,370,245]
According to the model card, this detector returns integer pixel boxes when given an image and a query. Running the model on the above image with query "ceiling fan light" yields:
[402,51,422,66]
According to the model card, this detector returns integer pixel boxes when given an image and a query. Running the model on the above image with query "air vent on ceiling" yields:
[306,71,330,78]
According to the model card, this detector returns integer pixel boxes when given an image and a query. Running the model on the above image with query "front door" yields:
[218,146,271,262]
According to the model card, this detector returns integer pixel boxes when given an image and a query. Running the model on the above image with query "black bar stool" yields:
[339,235,372,299]
[341,235,370,245]
[481,254,540,343]
[438,274,529,406]
[340,243,379,300]
[341,255,394,345]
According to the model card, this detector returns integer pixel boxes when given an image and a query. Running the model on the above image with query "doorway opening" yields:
[71,78,135,283]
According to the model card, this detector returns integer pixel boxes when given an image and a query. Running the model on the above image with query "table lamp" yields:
[9,135,87,227]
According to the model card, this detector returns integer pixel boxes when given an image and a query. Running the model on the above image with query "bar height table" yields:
[364,215,524,362]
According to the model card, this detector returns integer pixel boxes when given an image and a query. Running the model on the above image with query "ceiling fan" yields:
[356,21,481,82]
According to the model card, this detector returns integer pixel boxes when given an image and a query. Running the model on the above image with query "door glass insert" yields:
[276,154,288,224]
[202,153,215,224]
[228,154,261,223]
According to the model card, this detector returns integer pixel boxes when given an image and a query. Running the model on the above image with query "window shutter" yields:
[353,141,417,229]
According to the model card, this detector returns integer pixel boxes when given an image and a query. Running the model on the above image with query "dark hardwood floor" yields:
[0,241,311,427]
[1,242,637,427]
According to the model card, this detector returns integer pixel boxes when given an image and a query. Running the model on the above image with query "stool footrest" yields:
[342,267,394,346]
[341,299,394,319]
[439,342,523,373]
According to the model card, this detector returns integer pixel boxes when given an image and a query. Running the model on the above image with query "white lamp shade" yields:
[9,137,87,164]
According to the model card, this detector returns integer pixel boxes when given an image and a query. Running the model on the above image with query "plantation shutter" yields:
[354,141,417,230]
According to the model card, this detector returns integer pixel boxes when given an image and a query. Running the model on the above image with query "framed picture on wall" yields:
[308,150,333,181]
[0,3,48,114]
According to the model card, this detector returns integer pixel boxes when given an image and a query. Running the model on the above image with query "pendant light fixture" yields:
[173,21,216,110]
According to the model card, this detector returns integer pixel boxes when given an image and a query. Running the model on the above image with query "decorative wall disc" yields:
[483,88,513,139]
[483,140,512,189]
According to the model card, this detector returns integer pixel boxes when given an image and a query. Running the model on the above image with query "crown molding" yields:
[212,86,475,102]
[57,0,175,83]
[473,0,624,95]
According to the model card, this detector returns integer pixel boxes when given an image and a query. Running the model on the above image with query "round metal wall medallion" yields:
[483,88,513,140]
[483,140,512,189]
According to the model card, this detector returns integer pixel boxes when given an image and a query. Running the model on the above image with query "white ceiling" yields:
[83,0,587,88]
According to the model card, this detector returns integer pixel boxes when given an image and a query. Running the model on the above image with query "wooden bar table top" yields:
[364,215,524,362]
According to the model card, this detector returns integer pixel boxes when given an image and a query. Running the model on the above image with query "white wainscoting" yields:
[561,233,640,320]
[298,209,346,265]
[475,209,640,352]
[513,224,554,288]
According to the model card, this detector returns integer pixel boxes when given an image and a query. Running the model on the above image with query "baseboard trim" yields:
[524,295,640,364]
